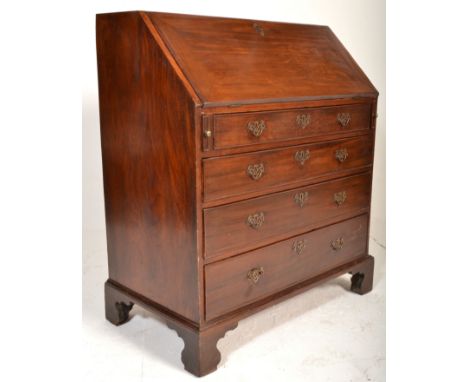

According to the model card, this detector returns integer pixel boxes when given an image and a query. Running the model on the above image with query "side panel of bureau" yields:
[97,12,200,322]
[205,214,368,320]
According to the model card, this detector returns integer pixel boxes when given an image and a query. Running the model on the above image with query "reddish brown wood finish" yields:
[146,12,377,106]
[96,12,200,322]
[204,172,371,260]
[205,214,368,320]
[167,321,238,377]
[203,135,373,203]
[212,103,371,149]
[104,280,236,377]
[97,10,378,377]
[205,255,375,329]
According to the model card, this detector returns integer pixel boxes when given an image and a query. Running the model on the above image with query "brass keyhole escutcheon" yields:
[253,23,265,37]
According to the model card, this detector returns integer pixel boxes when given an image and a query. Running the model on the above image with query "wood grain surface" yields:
[205,214,368,320]
[97,12,200,322]
[212,103,371,149]
[203,135,373,202]
[146,12,377,105]
[204,172,372,260]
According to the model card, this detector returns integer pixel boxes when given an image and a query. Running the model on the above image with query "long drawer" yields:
[205,214,368,320]
[212,103,372,150]
[203,135,373,203]
[204,172,371,260]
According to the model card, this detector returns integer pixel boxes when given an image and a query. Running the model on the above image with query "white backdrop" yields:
[5,1,468,381]
[82,1,386,381]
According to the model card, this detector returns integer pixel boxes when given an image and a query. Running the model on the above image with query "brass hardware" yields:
[337,113,351,127]
[331,237,344,250]
[247,267,264,284]
[296,114,311,129]
[204,129,212,138]
[335,148,348,163]
[334,191,347,206]
[253,23,265,37]
[247,120,266,137]
[247,212,265,229]
[295,150,310,166]
[294,191,309,208]
[247,163,265,180]
[293,240,306,255]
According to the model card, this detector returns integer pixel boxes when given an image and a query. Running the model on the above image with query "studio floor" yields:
[83,229,385,382]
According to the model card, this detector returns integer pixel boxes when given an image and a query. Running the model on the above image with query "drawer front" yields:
[203,135,373,202]
[205,214,368,320]
[204,172,371,260]
[212,103,371,150]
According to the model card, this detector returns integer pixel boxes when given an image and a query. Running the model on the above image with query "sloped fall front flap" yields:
[144,11,377,106]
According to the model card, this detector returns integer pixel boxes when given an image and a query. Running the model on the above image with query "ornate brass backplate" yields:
[330,237,344,250]
[247,163,265,180]
[247,212,265,229]
[296,114,311,129]
[335,148,349,163]
[294,150,310,166]
[294,191,309,208]
[334,191,347,206]
[292,239,306,255]
[337,113,351,127]
[247,120,266,137]
[247,267,264,284]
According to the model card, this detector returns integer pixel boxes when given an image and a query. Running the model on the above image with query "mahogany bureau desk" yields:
[96,11,378,377]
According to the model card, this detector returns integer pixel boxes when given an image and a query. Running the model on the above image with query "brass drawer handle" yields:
[337,113,351,127]
[247,163,264,180]
[335,148,348,163]
[247,120,266,137]
[295,149,310,166]
[247,267,264,284]
[296,114,311,129]
[293,240,306,255]
[334,191,347,206]
[331,237,344,250]
[247,212,265,229]
[294,191,309,208]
